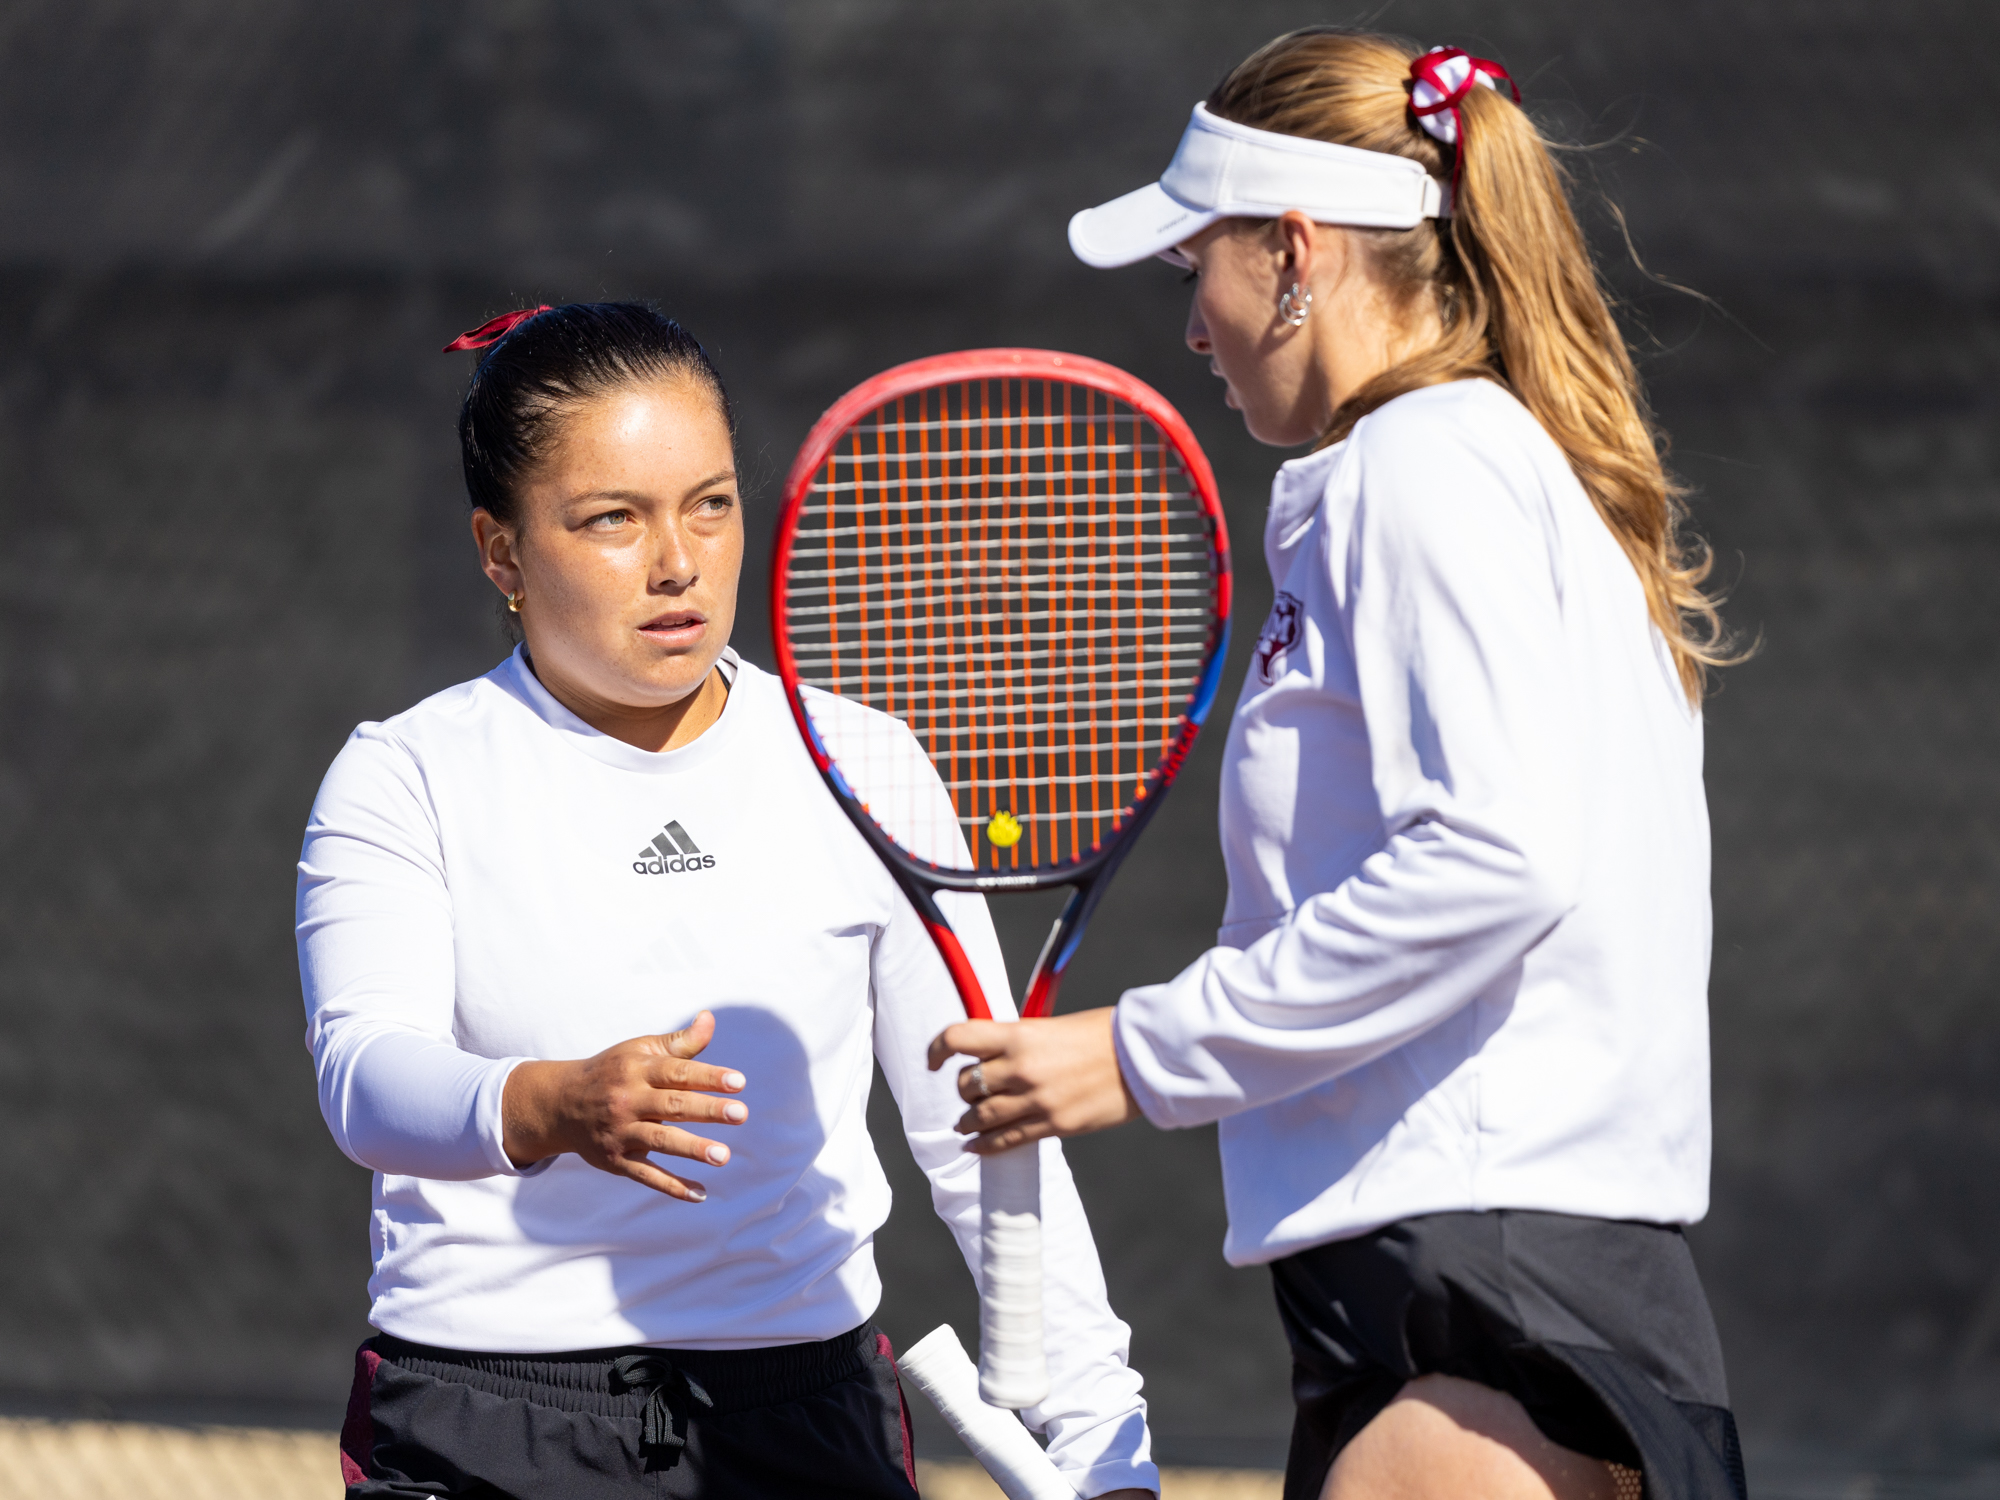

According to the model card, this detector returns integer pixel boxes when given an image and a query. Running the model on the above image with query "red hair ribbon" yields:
[442,305,553,353]
[1408,46,1520,194]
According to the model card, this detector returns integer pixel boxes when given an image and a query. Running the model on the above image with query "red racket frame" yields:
[771,349,1231,1020]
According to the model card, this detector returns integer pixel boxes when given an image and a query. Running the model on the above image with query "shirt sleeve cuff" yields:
[475,1057,557,1179]
[1113,984,1224,1131]
[1114,939,1269,1131]
[1112,997,1173,1129]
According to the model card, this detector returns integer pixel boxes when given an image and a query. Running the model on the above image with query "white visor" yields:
[1068,102,1447,269]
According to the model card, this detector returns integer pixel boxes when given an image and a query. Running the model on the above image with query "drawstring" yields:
[610,1353,714,1459]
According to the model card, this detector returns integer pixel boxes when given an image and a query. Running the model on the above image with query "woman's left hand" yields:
[926,1007,1142,1151]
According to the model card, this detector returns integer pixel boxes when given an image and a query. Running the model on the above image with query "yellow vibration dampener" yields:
[986,811,1023,848]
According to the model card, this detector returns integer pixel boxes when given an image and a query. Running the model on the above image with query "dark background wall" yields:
[0,0,1995,1484]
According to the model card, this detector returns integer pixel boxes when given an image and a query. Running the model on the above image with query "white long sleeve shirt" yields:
[1114,380,1712,1266]
[297,648,1156,1497]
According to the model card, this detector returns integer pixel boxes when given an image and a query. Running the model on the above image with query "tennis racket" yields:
[898,1325,1076,1500]
[770,348,1231,1409]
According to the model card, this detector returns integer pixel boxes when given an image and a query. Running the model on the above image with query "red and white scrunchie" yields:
[1408,44,1520,155]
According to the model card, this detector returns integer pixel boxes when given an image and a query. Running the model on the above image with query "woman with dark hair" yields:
[297,302,1157,1499]
[933,29,1745,1500]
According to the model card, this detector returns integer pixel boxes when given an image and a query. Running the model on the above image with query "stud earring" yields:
[1278,283,1312,327]
[507,590,523,613]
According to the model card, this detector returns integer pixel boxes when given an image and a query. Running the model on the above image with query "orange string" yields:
[788,385,1210,880]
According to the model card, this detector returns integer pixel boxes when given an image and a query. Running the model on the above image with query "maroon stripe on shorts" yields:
[339,1346,383,1487]
[876,1333,918,1493]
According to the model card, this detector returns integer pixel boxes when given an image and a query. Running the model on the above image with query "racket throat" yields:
[1021,887,1087,1019]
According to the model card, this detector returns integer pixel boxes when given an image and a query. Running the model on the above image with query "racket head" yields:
[771,349,1231,900]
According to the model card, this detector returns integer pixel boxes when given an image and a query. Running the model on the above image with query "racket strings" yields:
[782,377,1221,874]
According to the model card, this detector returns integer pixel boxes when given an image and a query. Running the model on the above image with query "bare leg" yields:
[1321,1374,1636,1500]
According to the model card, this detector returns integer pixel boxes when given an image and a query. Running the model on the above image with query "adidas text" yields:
[633,820,716,875]
[633,853,717,875]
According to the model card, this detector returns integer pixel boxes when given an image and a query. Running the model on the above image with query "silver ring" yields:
[967,1062,990,1101]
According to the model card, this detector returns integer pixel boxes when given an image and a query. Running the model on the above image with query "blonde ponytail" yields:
[1208,29,1738,702]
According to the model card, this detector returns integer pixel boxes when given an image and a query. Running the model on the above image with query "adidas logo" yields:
[632,820,717,876]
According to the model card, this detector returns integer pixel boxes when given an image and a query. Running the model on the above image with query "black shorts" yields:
[1272,1210,1746,1500]
[338,1323,919,1499]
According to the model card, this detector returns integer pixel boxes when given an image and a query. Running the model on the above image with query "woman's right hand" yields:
[500,1010,747,1200]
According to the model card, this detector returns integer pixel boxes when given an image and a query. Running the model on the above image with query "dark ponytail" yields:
[454,302,732,525]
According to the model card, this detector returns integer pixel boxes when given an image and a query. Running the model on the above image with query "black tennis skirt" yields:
[1271,1210,1746,1500]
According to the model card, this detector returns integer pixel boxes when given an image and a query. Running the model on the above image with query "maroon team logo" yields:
[1255,591,1303,683]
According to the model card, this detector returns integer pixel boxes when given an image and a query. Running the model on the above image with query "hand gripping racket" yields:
[771,349,1231,1409]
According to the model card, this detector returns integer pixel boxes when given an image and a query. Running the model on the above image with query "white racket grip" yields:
[978,1141,1049,1409]
[898,1325,1078,1500]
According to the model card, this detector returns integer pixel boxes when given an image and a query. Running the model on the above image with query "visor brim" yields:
[1067,182,1222,270]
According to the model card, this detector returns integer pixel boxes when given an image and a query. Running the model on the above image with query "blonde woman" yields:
[934,29,1743,1500]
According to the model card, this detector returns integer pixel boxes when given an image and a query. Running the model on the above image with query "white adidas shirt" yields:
[296,649,1156,1496]
[1114,380,1713,1266]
